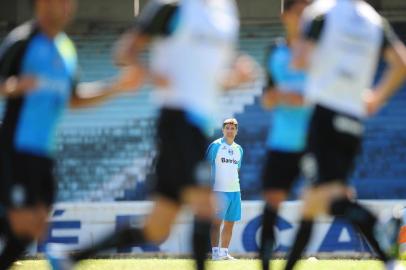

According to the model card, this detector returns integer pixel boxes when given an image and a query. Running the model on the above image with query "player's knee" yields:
[144,225,171,244]
[264,190,287,209]
[8,210,48,239]
[29,215,48,239]
[301,189,326,218]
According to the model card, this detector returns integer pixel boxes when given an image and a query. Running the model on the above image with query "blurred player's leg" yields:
[0,205,49,270]
[260,150,301,270]
[0,233,31,270]
[260,190,288,270]
[260,204,278,270]
[71,197,180,261]
[192,217,211,270]
[284,219,313,270]
[71,228,146,262]
[329,197,388,261]
[183,186,215,269]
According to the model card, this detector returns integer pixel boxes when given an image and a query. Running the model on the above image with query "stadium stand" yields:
[0,22,405,201]
[53,23,281,202]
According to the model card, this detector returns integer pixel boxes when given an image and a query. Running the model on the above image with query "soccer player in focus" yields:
[207,118,243,260]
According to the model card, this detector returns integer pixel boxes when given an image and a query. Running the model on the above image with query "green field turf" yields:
[9,259,405,270]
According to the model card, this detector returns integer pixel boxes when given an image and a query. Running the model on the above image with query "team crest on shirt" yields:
[228,149,234,155]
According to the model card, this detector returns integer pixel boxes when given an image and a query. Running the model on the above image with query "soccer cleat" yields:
[375,206,403,258]
[385,260,406,270]
[45,243,74,270]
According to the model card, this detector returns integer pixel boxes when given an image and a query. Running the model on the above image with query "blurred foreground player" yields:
[282,0,406,269]
[258,1,311,269]
[0,0,143,268]
[47,0,255,270]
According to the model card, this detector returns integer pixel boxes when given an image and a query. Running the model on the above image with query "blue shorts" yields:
[215,191,241,222]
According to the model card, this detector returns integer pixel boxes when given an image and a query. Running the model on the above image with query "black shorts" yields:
[262,150,303,191]
[0,149,56,208]
[154,109,209,203]
[303,105,363,186]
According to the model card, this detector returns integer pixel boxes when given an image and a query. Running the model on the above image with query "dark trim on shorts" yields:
[0,149,55,208]
[153,108,209,203]
[262,150,304,192]
[303,105,363,186]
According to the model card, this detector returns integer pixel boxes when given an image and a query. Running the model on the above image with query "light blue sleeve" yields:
[269,49,285,85]
[205,141,220,164]
[238,145,243,169]
[206,141,221,187]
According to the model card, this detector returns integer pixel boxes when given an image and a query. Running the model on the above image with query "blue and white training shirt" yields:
[0,21,78,157]
[206,138,243,192]
[265,38,312,153]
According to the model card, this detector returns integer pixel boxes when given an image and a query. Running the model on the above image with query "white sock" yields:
[212,247,219,256]
[220,248,228,256]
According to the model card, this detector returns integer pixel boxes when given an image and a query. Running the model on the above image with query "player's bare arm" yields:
[114,30,151,67]
[262,89,304,108]
[70,64,146,108]
[0,75,37,97]
[292,39,314,70]
[222,55,258,90]
[365,41,406,115]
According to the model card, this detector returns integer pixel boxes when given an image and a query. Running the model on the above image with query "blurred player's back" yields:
[305,0,388,117]
[150,0,239,128]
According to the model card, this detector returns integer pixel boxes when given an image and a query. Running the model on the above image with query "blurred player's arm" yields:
[222,55,258,90]
[365,20,406,115]
[262,87,304,109]
[114,0,179,66]
[262,66,280,109]
[262,48,304,108]
[292,12,325,70]
[70,65,146,108]
[0,76,36,97]
[0,38,37,97]
[70,0,180,108]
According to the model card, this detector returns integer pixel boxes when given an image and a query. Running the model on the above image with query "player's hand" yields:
[262,89,279,108]
[364,90,385,116]
[2,76,37,97]
[151,73,170,89]
[233,55,258,84]
[283,92,304,106]
[223,55,258,89]
[114,65,146,92]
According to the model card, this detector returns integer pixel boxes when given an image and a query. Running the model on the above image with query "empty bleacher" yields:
[0,21,405,201]
[53,24,281,201]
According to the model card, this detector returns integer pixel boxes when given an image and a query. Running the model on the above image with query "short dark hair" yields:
[283,0,310,12]
[223,118,238,129]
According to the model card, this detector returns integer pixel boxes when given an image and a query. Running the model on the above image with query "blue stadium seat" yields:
[1,22,405,201]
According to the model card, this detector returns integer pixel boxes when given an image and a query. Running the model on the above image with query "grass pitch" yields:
[10,259,403,270]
